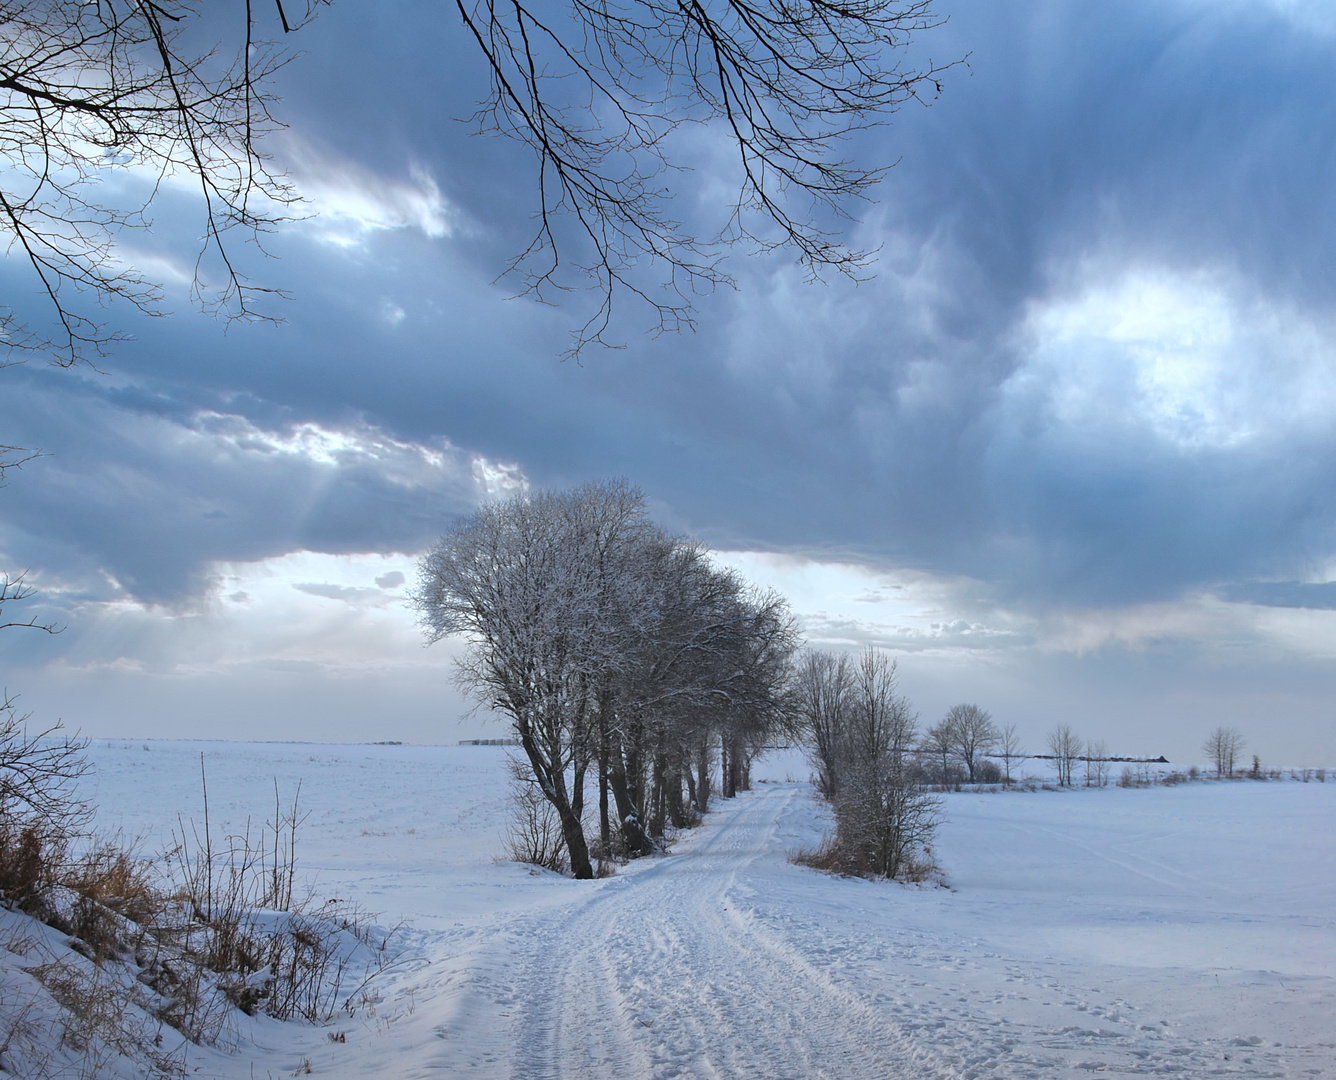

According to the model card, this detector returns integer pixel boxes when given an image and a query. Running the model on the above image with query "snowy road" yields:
[507,786,952,1080]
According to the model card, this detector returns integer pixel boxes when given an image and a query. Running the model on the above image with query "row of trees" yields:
[413,483,1262,880]
[413,479,798,879]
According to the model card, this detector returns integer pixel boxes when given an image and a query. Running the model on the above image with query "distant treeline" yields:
[1030,754,1169,763]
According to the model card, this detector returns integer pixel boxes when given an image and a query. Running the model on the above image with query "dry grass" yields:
[1,760,396,1078]
[790,834,941,885]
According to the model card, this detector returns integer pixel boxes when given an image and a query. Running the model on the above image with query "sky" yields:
[3,0,1335,764]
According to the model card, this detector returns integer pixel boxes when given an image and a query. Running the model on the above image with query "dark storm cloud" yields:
[6,0,1336,616]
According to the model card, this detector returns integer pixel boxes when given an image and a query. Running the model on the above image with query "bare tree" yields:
[1083,739,1110,788]
[997,722,1022,788]
[797,648,938,881]
[0,693,90,836]
[944,703,997,784]
[1046,724,1082,788]
[0,569,62,635]
[922,716,958,790]
[791,650,852,799]
[1203,726,1244,779]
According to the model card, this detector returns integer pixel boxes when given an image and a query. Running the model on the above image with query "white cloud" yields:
[714,551,1029,654]
[1005,267,1336,450]
[717,549,1336,666]
[280,137,456,246]
[54,551,427,677]
[184,410,524,499]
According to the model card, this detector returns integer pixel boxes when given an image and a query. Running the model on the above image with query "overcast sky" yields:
[3,0,1335,764]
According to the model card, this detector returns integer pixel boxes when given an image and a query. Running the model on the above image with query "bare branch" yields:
[457,0,960,352]
[0,1,320,365]
[0,569,63,635]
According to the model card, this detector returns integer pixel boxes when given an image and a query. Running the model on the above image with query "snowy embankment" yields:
[9,741,1333,1078]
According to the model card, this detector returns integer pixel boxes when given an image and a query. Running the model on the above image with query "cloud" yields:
[0,370,526,605]
[0,550,493,742]
[292,582,394,606]
[7,0,1336,761]
[1220,581,1336,611]
[1003,267,1336,451]
[280,137,458,246]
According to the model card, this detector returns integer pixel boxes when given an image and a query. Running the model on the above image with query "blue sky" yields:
[3,0,1335,763]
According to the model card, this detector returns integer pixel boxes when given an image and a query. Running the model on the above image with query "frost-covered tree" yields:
[414,478,798,875]
[795,648,939,881]
[414,480,651,877]
[833,651,935,879]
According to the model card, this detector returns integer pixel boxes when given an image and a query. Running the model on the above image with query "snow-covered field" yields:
[16,741,1336,1078]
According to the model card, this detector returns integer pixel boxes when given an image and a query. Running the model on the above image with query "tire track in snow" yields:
[510,785,959,1080]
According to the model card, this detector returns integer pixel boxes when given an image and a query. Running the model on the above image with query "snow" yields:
[5,740,1332,1078]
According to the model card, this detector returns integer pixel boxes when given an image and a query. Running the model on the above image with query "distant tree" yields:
[945,703,997,784]
[1046,724,1082,788]
[1084,738,1110,788]
[997,723,1023,788]
[1203,727,1245,779]
[922,717,958,790]
[791,650,853,799]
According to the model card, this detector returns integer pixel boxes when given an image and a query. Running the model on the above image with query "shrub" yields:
[0,823,48,912]
[503,760,569,874]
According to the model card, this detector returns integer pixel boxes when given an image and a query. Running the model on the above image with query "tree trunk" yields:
[648,753,666,837]
[607,729,654,855]
[694,737,712,811]
[598,734,610,850]
[557,803,594,879]
[667,762,688,827]
[517,712,594,878]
